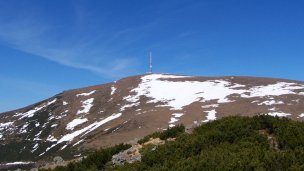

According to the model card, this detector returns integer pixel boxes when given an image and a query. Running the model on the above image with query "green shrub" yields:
[117,115,304,171]
[44,116,304,171]
[138,125,185,144]
[40,143,131,171]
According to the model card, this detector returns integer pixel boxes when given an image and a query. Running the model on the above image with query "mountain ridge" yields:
[0,73,304,167]
[2,73,303,115]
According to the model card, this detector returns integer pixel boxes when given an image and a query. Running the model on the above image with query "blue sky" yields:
[0,0,304,112]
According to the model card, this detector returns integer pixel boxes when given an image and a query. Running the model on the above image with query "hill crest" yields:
[0,73,304,165]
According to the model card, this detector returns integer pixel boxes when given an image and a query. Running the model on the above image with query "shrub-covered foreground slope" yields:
[45,115,304,171]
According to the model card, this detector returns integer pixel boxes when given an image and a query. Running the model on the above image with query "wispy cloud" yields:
[0,2,144,78]
[0,1,199,78]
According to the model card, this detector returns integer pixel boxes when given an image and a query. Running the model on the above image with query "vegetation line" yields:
[42,115,304,171]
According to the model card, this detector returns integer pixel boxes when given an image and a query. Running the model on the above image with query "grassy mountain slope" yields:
[1,74,304,165]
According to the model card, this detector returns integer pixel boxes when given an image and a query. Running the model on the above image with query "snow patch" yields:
[120,102,140,111]
[73,140,83,147]
[242,82,304,97]
[104,128,110,132]
[15,99,57,119]
[46,135,57,142]
[39,152,45,156]
[42,122,48,128]
[111,86,117,95]
[48,115,55,121]
[74,154,82,157]
[33,130,43,141]
[258,100,284,106]
[73,139,84,146]
[60,144,68,150]
[47,99,57,105]
[124,74,304,110]
[168,117,179,124]
[202,104,219,108]
[66,118,88,130]
[125,74,246,110]
[4,161,33,165]
[268,112,291,117]
[42,144,57,155]
[19,124,29,134]
[31,143,39,153]
[172,113,184,118]
[55,114,67,120]
[57,113,122,143]
[16,106,44,119]
[146,74,191,79]
[76,90,96,97]
[51,124,58,128]
[203,109,217,122]
[63,101,68,105]
[77,98,94,115]
[298,113,304,118]
[169,124,175,128]
[168,113,184,127]
[0,122,14,130]
[33,143,38,149]
[55,110,68,119]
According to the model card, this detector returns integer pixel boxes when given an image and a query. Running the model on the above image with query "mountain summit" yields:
[1,73,304,164]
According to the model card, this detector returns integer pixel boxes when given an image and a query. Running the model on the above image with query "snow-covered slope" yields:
[1,73,304,165]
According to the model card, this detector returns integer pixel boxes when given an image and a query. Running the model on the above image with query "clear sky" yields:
[0,0,304,112]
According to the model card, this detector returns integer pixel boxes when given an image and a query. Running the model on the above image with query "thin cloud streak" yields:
[0,6,143,78]
[0,0,190,78]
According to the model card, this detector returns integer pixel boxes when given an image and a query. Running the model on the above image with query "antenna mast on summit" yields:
[149,51,153,73]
